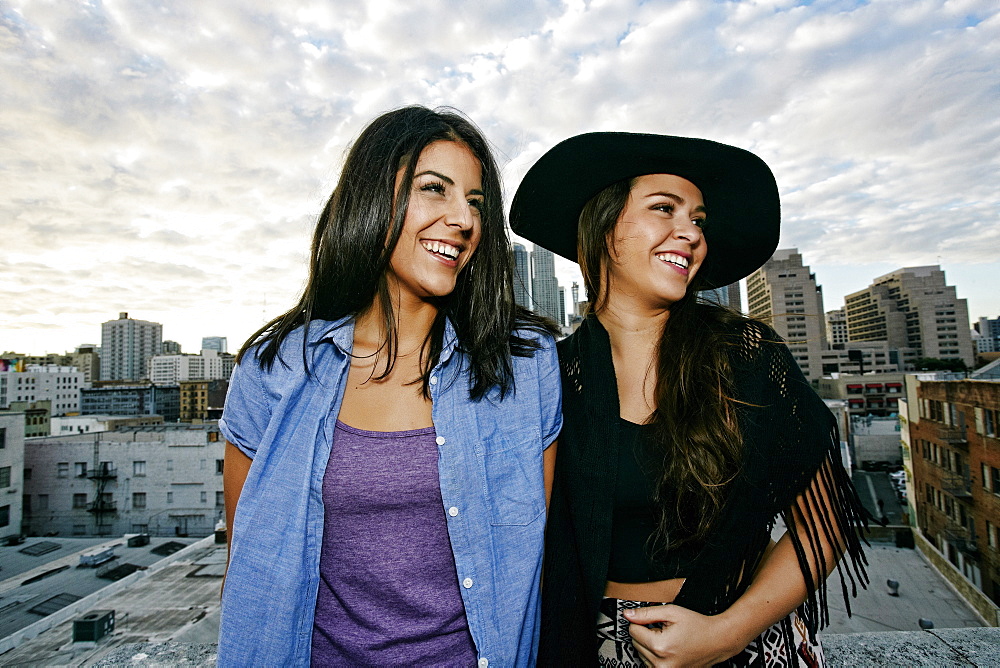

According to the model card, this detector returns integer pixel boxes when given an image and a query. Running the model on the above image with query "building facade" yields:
[178,380,229,422]
[0,412,25,537]
[910,380,1000,605]
[80,384,180,423]
[148,349,235,385]
[512,243,532,309]
[700,281,742,313]
[50,414,164,436]
[201,336,228,353]
[530,244,562,324]
[826,308,848,346]
[100,312,163,381]
[974,317,1000,355]
[22,424,225,538]
[844,267,974,368]
[0,366,85,415]
[746,248,828,382]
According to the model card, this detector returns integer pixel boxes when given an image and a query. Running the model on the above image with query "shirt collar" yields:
[307,314,459,366]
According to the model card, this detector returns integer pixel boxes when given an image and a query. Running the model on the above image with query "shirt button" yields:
[448,506,459,517]
[478,659,488,668]
[436,436,446,445]
[463,577,473,589]
[429,375,438,385]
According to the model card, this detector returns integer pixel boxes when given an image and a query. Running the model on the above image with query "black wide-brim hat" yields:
[509,132,780,289]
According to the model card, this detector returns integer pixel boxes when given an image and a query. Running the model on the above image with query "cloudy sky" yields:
[3,0,998,355]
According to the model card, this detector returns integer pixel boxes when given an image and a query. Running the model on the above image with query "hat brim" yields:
[509,132,780,289]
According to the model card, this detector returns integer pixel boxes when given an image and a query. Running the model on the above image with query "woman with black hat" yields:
[511,133,869,666]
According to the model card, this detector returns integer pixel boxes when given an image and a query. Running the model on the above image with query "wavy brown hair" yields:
[579,178,747,548]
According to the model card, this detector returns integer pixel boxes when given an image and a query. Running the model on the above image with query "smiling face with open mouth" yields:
[387,140,484,304]
[606,173,708,312]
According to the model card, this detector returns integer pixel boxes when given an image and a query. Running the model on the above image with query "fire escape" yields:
[938,425,978,557]
[87,461,118,535]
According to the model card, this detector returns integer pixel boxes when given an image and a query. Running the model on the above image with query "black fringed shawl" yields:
[539,315,870,665]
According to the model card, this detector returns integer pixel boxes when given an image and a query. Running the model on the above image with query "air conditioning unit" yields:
[73,610,115,643]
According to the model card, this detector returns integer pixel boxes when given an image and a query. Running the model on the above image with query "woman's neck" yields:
[353,293,439,363]
[595,303,668,423]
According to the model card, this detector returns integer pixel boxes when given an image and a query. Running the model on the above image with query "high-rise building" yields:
[557,286,567,327]
[0,366,85,415]
[161,340,182,355]
[201,336,228,353]
[746,249,827,382]
[512,243,532,309]
[973,317,1000,354]
[530,245,562,324]
[826,308,849,346]
[100,313,163,382]
[700,282,742,312]
[68,345,101,384]
[844,267,974,368]
[149,349,235,384]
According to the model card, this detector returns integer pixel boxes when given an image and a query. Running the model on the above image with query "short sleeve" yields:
[218,354,270,459]
[537,335,563,448]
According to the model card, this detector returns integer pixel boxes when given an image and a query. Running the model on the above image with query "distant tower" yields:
[161,340,182,355]
[699,281,742,312]
[201,336,228,353]
[530,245,562,324]
[512,243,532,309]
[844,266,973,367]
[558,287,567,327]
[746,249,827,382]
[571,282,580,316]
[100,312,163,382]
[826,308,848,346]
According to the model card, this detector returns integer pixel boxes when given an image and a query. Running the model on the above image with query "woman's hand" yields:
[623,604,752,668]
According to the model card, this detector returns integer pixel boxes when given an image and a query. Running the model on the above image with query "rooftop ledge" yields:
[95,628,1000,667]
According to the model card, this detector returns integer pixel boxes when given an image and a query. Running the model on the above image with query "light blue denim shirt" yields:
[218,316,561,667]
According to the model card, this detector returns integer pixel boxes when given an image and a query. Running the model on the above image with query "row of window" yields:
[50,458,225,478]
[25,490,225,511]
[918,439,966,475]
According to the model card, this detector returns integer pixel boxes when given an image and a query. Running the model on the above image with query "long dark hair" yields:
[240,105,555,400]
[579,178,747,547]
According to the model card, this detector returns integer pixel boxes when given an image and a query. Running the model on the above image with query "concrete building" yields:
[2,400,52,437]
[973,316,1000,355]
[844,267,974,368]
[100,313,163,382]
[530,244,562,324]
[200,336,227,353]
[147,349,235,385]
[851,415,903,469]
[826,308,849,346]
[161,340,182,355]
[0,412,25,537]
[746,248,828,382]
[80,384,180,423]
[910,380,1000,606]
[21,424,225,538]
[0,365,85,415]
[67,344,100,384]
[50,414,164,436]
[512,243,531,309]
[178,380,228,422]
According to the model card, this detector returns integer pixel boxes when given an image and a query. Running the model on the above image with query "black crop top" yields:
[606,419,700,583]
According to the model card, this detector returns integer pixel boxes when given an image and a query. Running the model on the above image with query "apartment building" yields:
[100,312,163,381]
[910,380,1000,605]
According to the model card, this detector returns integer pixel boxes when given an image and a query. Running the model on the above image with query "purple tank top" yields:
[311,420,477,666]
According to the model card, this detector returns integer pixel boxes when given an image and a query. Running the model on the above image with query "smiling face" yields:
[386,140,484,304]
[605,174,708,311]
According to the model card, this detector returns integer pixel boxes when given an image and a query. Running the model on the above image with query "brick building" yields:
[910,380,1000,605]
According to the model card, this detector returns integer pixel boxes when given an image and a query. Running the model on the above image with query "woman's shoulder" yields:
[241,317,352,375]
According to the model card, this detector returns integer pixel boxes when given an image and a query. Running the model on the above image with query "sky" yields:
[2,0,998,355]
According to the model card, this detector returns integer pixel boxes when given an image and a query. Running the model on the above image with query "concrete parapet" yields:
[95,630,1000,667]
[914,531,1000,627]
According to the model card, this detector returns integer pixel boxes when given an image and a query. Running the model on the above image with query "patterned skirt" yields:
[596,597,825,667]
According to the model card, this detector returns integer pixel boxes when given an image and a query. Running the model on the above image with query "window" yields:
[57,462,69,478]
[993,467,1000,495]
[38,494,49,510]
[216,459,224,475]
[132,523,148,534]
[75,462,87,478]
[0,427,5,448]
[23,467,31,481]
[200,491,207,504]
[0,467,10,488]
[167,459,173,471]
[73,493,87,509]
[133,460,146,477]
[133,492,146,509]
[985,464,993,492]
[73,524,86,536]
[208,431,219,442]
[0,505,9,528]
[167,491,174,504]
[200,459,206,470]
[987,409,997,437]
[989,521,997,549]
[216,491,225,506]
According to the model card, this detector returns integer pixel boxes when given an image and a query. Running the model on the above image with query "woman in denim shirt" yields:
[218,106,561,667]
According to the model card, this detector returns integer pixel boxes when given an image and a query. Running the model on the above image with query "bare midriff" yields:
[604,578,685,603]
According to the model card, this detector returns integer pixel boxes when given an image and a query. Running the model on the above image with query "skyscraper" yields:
[746,249,827,382]
[512,243,531,309]
[100,312,163,382]
[699,282,742,313]
[530,245,561,324]
[202,336,228,353]
[844,266,974,367]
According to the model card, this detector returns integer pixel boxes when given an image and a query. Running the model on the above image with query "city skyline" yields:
[3,1,998,354]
